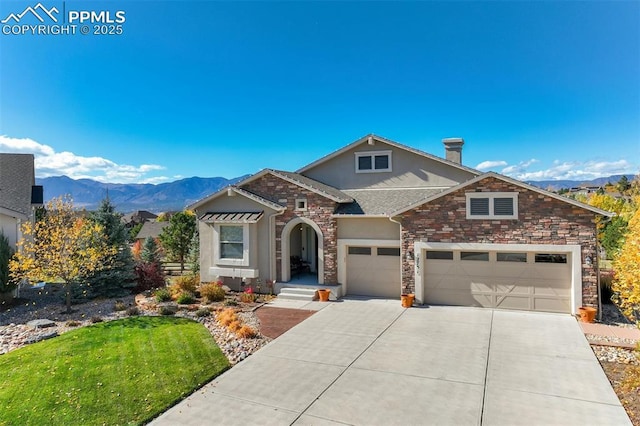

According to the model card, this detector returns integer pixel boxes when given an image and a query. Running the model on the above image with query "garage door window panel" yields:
[535,253,568,264]
[377,247,400,256]
[348,246,372,255]
[426,250,454,260]
[460,251,489,261]
[497,252,527,262]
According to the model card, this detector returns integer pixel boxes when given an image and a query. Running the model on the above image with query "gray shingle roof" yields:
[0,154,35,218]
[268,170,354,203]
[335,188,446,215]
[135,221,170,240]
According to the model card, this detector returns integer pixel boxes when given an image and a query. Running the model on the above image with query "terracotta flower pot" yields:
[401,294,414,308]
[578,306,597,323]
[317,289,331,302]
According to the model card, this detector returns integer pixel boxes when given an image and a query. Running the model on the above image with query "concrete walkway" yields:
[151,300,631,425]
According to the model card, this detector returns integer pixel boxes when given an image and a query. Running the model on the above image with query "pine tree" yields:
[83,197,136,298]
[141,236,162,264]
[188,227,200,273]
[159,211,196,273]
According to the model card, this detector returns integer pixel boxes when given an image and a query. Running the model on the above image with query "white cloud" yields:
[502,158,638,181]
[475,160,507,170]
[0,135,168,184]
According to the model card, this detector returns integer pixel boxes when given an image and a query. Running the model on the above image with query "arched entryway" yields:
[281,218,324,284]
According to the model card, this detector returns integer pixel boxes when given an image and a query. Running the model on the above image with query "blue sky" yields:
[0,0,638,184]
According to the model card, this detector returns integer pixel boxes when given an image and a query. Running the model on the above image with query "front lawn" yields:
[0,316,230,425]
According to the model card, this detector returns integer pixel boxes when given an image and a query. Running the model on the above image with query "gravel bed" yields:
[599,303,637,329]
[0,288,270,363]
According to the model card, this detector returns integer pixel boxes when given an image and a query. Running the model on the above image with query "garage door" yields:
[424,250,571,313]
[346,246,401,298]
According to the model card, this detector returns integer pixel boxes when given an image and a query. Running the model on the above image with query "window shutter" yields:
[469,198,489,215]
[494,197,514,215]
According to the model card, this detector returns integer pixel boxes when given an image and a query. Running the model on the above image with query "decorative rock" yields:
[26,319,56,329]
[26,331,58,344]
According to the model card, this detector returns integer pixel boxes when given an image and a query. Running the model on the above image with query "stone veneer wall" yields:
[241,174,339,284]
[399,177,600,307]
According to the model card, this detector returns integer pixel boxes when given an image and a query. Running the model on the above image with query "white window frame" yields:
[213,223,250,266]
[466,192,518,219]
[295,198,308,211]
[355,150,392,173]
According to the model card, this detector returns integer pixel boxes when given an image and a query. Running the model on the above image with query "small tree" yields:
[0,232,15,294]
[612,206,640,320]
[141,236,162,264]
[10,196,116,313]
[159,211,196,273]
[84,198,136,299]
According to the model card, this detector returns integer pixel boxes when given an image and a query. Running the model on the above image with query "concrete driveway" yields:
[151,299,630,425]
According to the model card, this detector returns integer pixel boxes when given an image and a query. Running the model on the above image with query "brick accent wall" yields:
[241,174,339,284]
[399,177,600,307]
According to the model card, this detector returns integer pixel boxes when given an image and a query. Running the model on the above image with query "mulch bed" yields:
[255,307,315,338]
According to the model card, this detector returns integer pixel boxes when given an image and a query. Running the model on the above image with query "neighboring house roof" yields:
[296,134,482,176]
[122,210,158,225]
[200,211,264,224]
[335,188,445,216]
[238,169,354,203]
[0,153,35,219]
[389,172,615,217]
[135,221,170,240]
[187,185,286,212]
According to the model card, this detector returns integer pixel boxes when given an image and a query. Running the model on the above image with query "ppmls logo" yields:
[1,2,58,24]
[2,2,126,36]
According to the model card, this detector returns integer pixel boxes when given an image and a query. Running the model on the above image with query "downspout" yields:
[389,215,404,297]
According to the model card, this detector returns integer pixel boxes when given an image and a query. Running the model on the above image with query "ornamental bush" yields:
[200,282,226,303]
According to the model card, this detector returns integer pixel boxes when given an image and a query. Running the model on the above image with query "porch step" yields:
[278,287,318,301]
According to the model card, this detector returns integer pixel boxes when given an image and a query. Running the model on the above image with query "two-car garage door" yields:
[423,248,572,313]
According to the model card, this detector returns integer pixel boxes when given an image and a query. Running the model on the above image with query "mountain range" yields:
[36,174,634,213]
[36,175,248,212]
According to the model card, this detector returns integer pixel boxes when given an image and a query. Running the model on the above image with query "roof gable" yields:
[297,134,481,176]
[390,172,614,217]
[187,185,286,212]
[237,169,353,203]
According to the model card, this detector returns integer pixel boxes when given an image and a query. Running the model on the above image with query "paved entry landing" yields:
[151,300,630,426]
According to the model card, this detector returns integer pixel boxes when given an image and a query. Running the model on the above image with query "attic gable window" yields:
[466,192,518,219]
[355,150,392,173]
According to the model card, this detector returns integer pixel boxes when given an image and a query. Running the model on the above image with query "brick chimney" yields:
[442,138,464,164]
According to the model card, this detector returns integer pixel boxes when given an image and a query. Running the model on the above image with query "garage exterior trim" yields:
[414,242,582,313]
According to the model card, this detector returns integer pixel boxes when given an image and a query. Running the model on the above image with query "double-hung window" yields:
[355,151,392,173]
[466,192,518,219]
[215,224,249,266]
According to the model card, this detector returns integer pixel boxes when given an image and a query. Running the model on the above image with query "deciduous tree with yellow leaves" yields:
[9,196,116,313]
[612,205,640,320]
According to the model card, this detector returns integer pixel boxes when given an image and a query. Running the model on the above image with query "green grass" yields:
[0,316,230,425]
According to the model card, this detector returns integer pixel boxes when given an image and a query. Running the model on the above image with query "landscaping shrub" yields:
[65,320,81,327]
[90,316,103,323]
[134,261,166,293]
[126,306,140,316]
[176,291,195,305]
[236,325,257,339]
[172,274,199,295]
[154,288,171,302]
[200,282,226,303]
[0,231,15,294]
[114,300,127,311]
[158,305,177,316]
[227,320,242,332]
[195,308,211,318]
[224,299,238,307]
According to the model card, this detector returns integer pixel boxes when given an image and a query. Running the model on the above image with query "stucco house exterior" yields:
[188,135,611,314]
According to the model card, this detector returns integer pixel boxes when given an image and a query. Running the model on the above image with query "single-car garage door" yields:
[424,249,572,313]
[346,246,401,298]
